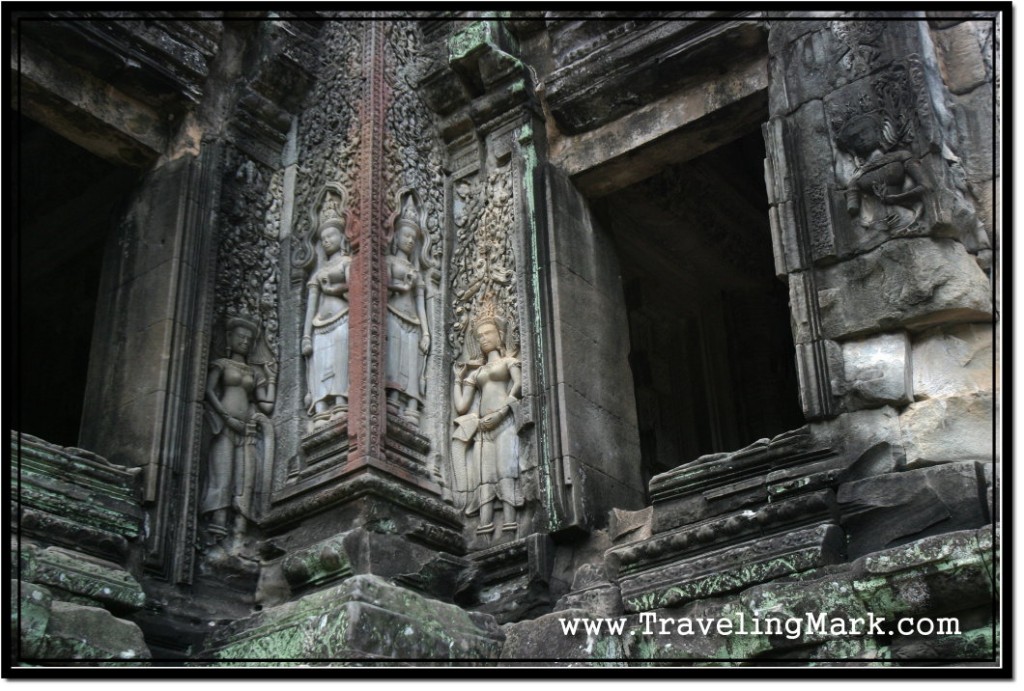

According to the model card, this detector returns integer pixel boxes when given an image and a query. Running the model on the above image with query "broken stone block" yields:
[900,393,993,468]
[851,528,993,621]
[608,507,653,546]
[741,575,869,650]
[839,331,913,409]
[837,461,990,559]
[500,608,627,663]
[912,323,993,400]
[624,599,768,662]
[618,524,845,613]
[13,580,53,659]
[26,546,146,615]
[554,563,623,618]
[205,574,502,660]
[810,406,906,481]
[39,601,150,660]
[932,21,992,95]
[815,238,992,341]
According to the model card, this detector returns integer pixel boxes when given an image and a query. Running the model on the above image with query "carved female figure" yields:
[836,112,927,234]
[203,316,276,540]
[452,314,523,536]
[386,195,430,426]
[302,217,351,429]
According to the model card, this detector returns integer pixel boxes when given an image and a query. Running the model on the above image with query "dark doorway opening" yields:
[591,128,803,488]
[17,115,138,447]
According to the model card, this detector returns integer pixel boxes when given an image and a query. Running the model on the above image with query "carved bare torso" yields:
[387,253,419,320]
[313,255,350,325]
[476,356,515,419]
[216,359,256,420]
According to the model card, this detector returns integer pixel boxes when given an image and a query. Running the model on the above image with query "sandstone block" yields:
[912,323,993,400]
[900,393,993,467]
[500,608,627,663]
[816,238,992,341]
[837,461,990,559]
[13,580,53,660]
[840,331,913,409]
[206,575,502,660]
[40,601,150,660]
[810,406,906,481]
[933,21,992,94]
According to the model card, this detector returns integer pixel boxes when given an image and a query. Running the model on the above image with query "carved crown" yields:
[472,298,503,331]
[318,196,346,234]
[226,313,259,334]
[395,193,420,232]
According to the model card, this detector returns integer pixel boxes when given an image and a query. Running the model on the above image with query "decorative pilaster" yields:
[347,19,390,472]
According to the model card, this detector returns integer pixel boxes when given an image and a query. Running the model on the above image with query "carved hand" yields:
[419,333,430,354]
[301,336,313,357]
[845,189,860,216]
[226,416,246,434]
[480,408,506,429]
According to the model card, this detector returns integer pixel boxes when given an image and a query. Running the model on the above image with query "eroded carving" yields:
[302,186,352,431]
[829,20,883,76]
[202,315,276,552]
[831,60,931,236]
[835,112,927,235]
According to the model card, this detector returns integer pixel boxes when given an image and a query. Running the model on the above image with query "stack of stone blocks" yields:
[11,432,150,661]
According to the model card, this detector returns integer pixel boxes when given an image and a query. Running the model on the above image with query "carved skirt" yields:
[470,413,523,513]
[201,426,245,514]
[385,309,423,402]
[308,315,349,412]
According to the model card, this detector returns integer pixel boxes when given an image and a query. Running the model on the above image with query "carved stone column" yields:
[257,20,465,604]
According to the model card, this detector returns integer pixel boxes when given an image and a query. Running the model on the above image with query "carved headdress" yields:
[471,297,511,356]
[395,193,421,233]
[226,313,258,335]
[317,195,346,235]
[390,189,433,270]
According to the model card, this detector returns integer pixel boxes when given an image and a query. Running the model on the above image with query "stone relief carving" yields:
[829,20,883,76]
[448,167,524,537]
[202,315,276,554]
[291,23,361,273]
[452,303,523,537]
[834,112,927,234]
[830,60,930,236]
[385,191,431,427]
[217,153,282,353]
[449,170,520,361]
[384,20,445,275]
[200,148,283,566]
[302,186,352,431]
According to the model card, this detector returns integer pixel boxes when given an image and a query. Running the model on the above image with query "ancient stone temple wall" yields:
[11,11,1000,668]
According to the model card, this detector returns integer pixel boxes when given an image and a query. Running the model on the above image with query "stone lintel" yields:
[613,489,838,576]
[620,523,845,613]
[550,53,769,198]
[15,34,167,167]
